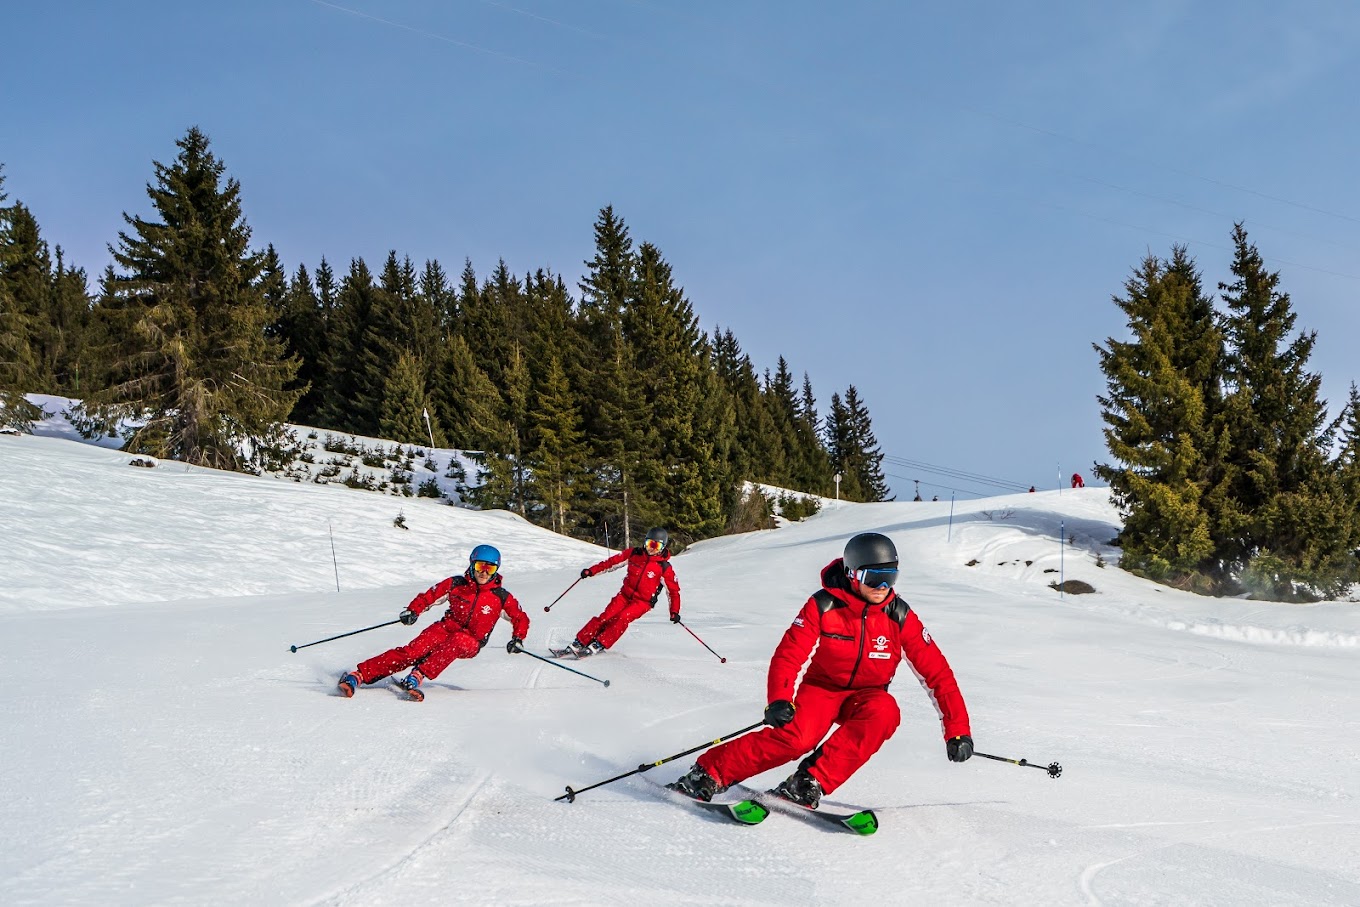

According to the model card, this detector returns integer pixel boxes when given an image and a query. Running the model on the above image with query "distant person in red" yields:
[564,527,680,657]
[1028,486,1036,493]
[337,544,529,701]
[668,532,972,808]
[1071,473,1085,488]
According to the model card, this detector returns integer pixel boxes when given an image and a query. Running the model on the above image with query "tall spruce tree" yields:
[527,352,589,534]
[626,242,724,540]
[92,128,299,469]
[434,332,503,451]
[1215,224,1353,599]
[843,385,891,501]
[379,351,434,446]
[317,258,378,435]
[0,171,42,428]
[278,263,326,424]
[1094,248,1221,587]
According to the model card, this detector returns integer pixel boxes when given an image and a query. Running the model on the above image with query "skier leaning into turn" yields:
[668,532,973,808]
[562,527,681,657]
[337,544,529,701]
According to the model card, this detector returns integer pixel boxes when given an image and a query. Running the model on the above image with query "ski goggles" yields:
[852,566,899,589]
[645,538,664,553]
[471,560,499,575]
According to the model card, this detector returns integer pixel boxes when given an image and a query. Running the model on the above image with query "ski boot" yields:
[394,669,425,702]
[773,769,823,809]
[337,671,362,698]
[587,640,606,656]
[666,763,725,802]
[566,639,591,658]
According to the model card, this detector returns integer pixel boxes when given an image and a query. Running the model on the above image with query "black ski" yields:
[731,784,878,835]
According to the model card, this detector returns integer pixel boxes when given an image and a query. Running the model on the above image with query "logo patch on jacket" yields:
[482,605,492,615]
[792,616,804,627]
[921,626,933,645]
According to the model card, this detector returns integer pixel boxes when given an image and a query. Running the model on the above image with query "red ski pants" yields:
[698,684,901,794]
[575,594,650,649]
[356,620,480,682]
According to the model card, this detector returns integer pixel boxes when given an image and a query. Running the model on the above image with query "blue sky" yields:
[5,1,1360,499]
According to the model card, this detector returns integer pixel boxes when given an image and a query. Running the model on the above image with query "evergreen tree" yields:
[0,171,41,428]
[796,373,834,495]
[379,351,434,446]
[90,127,299,469]
[527,352,589,534]
[1214,224,1353,599]
[843,385,890,501]
[1094,248,1220,586]
[280,263,326,425]
[48,248,92,394]
[824,392,863,500]
[626,242,724,540]
[433,332,503,450]
[317,258,379,435]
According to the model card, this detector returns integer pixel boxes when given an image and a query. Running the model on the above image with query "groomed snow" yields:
[1,424,1357,906]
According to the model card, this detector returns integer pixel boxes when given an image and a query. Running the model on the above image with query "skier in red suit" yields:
[565,527,681,657]
[337,544,529,701]
[1071,472,1085,488]
[669,532,972,808]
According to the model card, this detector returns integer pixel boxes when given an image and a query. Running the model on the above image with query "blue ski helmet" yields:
[469,544,501,568]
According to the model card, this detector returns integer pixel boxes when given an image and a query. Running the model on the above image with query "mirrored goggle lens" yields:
[472,560,499,575]
[854,566,898,589]
[645,539,663,551]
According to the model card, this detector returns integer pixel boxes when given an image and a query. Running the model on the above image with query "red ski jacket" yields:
[407,573,530,647]
[767,559,970,740]
[584,547,682,617]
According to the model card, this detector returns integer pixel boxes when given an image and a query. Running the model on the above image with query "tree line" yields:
[1095,228,1360,601]
[0,128,891,548]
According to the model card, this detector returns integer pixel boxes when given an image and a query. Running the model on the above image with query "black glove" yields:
[670,613,681,623]
[580,568,592,579]
[506,636,524,654]
[764,699,796,728]
[947,734,974,762]
[399,609,418,626]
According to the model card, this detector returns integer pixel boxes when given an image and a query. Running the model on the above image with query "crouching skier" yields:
[668,532,973,807]
[337,544,529,701]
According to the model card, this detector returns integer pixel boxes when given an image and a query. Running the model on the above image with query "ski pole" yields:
[974,750,1063,778]
[676,619,726,663]
[289,619,402,653]
[556,721,764,802]
[510,641,611,687]
[544,576,584,612]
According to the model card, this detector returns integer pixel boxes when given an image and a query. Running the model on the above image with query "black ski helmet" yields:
[843,532,898,573]
[645,527,669,549]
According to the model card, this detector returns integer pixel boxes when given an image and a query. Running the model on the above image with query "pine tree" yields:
[279,263,326,425]
[318,258,379,435]
[90,128,300,469]
[48,248,92,394]
[795,373,834,495]
[434,332,503,451]
[1216,224,1353,599]
[379,351,433,446]
[626,242,724,540]
[0,170,41,428]
[527,352,589,534]
[1094,248,1220,586]
[842,385,890,501]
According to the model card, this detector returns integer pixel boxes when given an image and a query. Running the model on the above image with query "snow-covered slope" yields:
[1,430,1357,906]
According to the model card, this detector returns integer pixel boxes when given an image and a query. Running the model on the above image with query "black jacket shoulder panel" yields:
[885,596,911,627]
[813,589,845,613]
